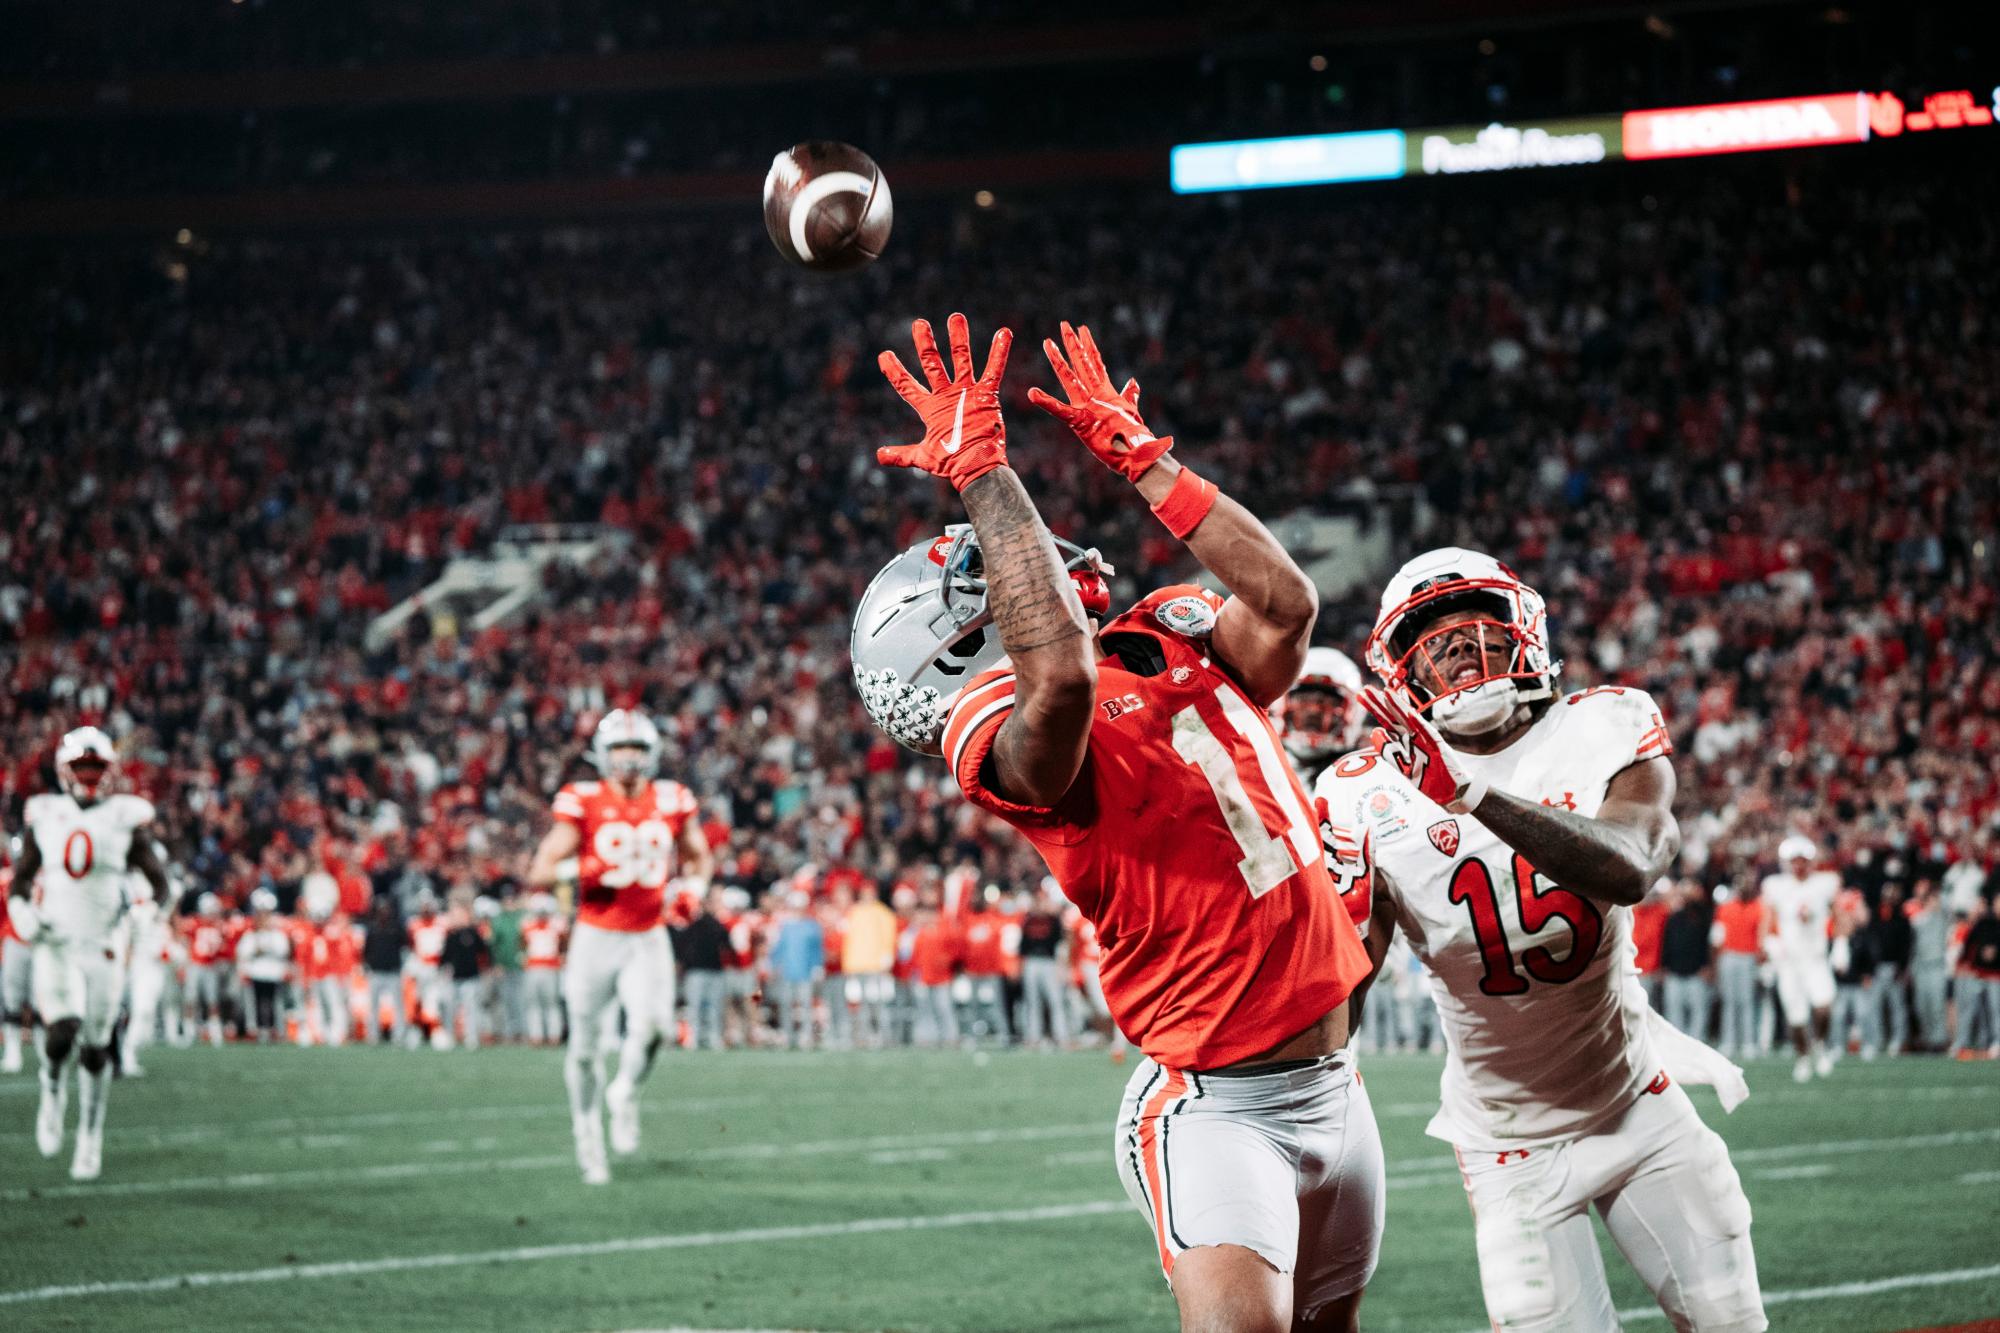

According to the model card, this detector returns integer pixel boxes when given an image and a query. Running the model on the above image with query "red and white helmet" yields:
[54,726,119,803]
[1364,547,1560,737]
[591,709,661,781]
[1272,647,1368,766]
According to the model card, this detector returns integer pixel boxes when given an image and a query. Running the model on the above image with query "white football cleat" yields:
[1,1048,22,1075]
[573,1114,611,1185]
[1814,1048,1835,1078]
[1792,1055,1812,1084]
[70,1131,102,1181]
[123,1062,146,1079]
[605,1081,640,1157]
[36,1081,67,1157]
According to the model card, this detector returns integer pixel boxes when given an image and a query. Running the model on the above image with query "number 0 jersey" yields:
[23,792,154,947]
[1316,686,1674,1150]
[551,777,698,933]
[944,585,1371,1071]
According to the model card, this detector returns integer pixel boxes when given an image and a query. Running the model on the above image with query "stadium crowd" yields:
[2,149,1999,1062]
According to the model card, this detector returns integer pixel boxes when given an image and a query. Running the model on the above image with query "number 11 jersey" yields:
[1316,685,1675,1150]
[943,585,1371,1071]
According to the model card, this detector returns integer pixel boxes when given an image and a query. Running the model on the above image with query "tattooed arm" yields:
[959,468,1099,808]
[1471,757,1681,907]
[1134,457,1317,707]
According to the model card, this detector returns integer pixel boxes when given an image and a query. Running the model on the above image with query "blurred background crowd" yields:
[1,0,1997,1063]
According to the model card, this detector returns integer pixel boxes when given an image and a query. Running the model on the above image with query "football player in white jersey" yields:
[1272,646,1370,792]
[8,728,173,1180]
[1319,550,1764,1333]
[1759,836,1839,1083]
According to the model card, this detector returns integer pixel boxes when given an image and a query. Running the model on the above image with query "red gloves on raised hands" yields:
[1027,321,1172,483]
[876,313,1014,492]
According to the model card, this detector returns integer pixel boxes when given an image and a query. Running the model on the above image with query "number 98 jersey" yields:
[550,778,698,934]
[943,585,1372,1071]
[23,792,155,948]
[1316,686,1675,1151]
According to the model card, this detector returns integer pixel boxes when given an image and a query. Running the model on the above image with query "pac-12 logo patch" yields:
[1427,819,1461,856]
[1155,595,1217,639]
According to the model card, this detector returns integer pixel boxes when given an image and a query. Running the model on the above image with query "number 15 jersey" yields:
[551,778,698,933]
[1316,686,1674,1151]
[943,585,1371,1072]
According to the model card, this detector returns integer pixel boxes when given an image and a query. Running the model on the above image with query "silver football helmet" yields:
[852,525,1111,755]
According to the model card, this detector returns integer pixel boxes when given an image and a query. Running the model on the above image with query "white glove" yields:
[8,898,44,944]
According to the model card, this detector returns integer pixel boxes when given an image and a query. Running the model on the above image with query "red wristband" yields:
[1150,462,1218,539]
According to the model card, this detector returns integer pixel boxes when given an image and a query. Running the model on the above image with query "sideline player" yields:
[520,892,567,1045]
[1,843,30,1073]
[1318,548,1764,1333]
[855,314,1379,1331]
[9,727,172,1180]
[1760,835,1839,1082]
[527,710,712,1184]
[1272,647,1370,791]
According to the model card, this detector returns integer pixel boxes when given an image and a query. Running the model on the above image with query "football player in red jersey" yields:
[528,709,713,1185]
[855,314,1380,1332]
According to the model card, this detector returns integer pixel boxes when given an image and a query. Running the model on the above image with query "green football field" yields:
[0,1045,1993,1332]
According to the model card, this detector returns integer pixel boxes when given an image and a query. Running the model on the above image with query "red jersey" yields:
[187,918,228,966]
[1714,898,1762,955]
[408,913,447,966]
[320,923,362,979]
[941,584,1370,1070]
[522,917,566,970]
[0,888,15,944]
[960,913,1010,977]
[723,910,766,971]
[221,914,249,962]
[1630,900,1666,974]
[551,777,699,933]
[910,920,961,987]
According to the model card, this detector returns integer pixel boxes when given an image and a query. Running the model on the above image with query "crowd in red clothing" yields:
[1,154,1996,1037]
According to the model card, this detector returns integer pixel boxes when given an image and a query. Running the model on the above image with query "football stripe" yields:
[788,170,874,262]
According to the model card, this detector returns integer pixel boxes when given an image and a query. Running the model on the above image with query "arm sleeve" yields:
[938,668,1085,828]
[550,785,587,826]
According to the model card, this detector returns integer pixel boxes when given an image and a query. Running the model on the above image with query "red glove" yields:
[1026,321,1171,482]
[876,313,1014,491]
[1358,686,1489,814]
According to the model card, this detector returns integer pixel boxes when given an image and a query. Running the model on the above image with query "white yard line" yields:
[1958,1169,2000,1186]
[0,1094,758,1149]
[1616,1261,2000,1323]
[1,1122,1107,1202]
[1748,1164,1834,1181]
[1728,1126,2000,1163]
[0,1199,1131,1306]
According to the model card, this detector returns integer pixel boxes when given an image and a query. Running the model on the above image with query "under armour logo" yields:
[1542,792,1577,811]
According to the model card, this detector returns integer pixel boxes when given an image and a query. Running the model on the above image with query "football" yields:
[762,141,893,271]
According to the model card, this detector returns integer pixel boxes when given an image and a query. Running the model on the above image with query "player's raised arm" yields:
[527,819,582,887]
[675,816,715,893]
[1029,321,1317,706]
[877,313,1097,808]
[1359,685,1680,906]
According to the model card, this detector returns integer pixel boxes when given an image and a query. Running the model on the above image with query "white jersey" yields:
[1759,870,1838,967]
[23,793,155,948]
[1317,686,1675,1151]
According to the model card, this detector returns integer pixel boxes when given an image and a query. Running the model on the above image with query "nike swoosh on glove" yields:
[876,312,1013,492]
[1026,321,1171,482]
[1358,686,1489,814]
